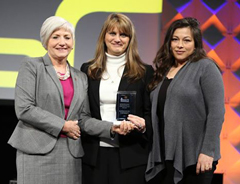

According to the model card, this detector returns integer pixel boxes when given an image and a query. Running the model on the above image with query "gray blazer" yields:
[146,59,225,183]
[8,54,112,158]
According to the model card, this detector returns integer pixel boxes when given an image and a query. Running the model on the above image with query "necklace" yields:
[110,74,120,83]
[102,70,122,84]
[54,64,70,80]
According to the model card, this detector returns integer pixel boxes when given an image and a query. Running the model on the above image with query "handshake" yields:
[111,114,146,135]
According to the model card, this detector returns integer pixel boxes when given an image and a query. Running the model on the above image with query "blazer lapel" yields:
[90,78,101,120]
[67,66,80,119]
[118,67,130,91]
[91,79,100,104]
[43,54,65,109]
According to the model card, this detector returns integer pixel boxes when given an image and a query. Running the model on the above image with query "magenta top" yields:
[59,75,74,137]
[60,76,74,119]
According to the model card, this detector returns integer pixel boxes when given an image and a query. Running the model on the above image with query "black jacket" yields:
[80,62,153,169]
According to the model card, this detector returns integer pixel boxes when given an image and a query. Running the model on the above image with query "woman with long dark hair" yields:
[146,17,225,184]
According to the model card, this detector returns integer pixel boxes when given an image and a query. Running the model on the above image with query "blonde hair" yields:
[88,13,145,82]
[40,16,75,50]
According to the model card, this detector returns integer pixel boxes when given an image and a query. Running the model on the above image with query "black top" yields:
[157,77,172,160]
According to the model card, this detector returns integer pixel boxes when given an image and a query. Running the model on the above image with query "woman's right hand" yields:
[62,120,81,140]
[111,120,135,135]
[196,153,214,174]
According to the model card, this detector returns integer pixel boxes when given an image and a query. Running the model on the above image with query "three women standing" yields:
[8,13,225,184]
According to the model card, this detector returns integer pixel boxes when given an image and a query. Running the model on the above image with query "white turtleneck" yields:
[99,52,126,147]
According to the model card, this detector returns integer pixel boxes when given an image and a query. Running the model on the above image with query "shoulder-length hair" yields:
[149,17,208,91]
[88,13,145,82]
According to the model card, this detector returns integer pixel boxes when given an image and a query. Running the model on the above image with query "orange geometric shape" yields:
[215,35,240,67]
[233,22,240,36]
[163,13,184,30]
[230,91,240,107]
[207,49,226,71]
[231,57,240,71]
[201,14,227,34]
[225,160,240,184]
[217,139,240,173]
[221,105,240,135]
[228,125,240,152]
[222,70,240,99]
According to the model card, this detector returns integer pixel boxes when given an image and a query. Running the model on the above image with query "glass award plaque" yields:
[116,91,136,121]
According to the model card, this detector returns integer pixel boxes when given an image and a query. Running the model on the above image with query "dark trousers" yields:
[148,161,217,184]
[82,147,147,184]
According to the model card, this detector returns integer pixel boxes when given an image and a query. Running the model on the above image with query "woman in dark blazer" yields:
[80,13,153,184]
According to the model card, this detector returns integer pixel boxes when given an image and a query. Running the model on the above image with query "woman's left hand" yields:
[127,114,146,132]
[196,153,214,174]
